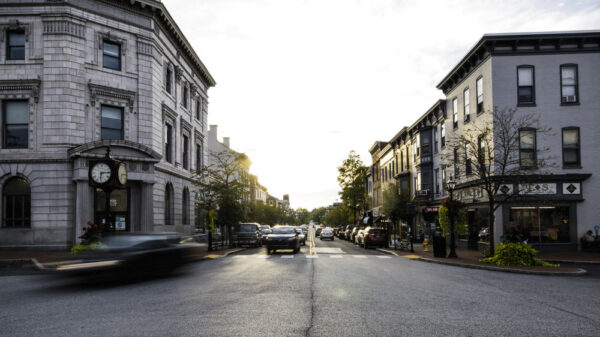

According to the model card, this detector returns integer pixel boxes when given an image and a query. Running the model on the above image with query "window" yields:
[465,145,472,175]
[434,168,439,194]
[196,144,203,171]
[519,128,536,168]
[433,127,438,153]
[166,67,173,94]
[2,100,29,148]
[454,148,459,177]
[560,64,578,104]
[2,177,30,228]
[100,105,123,140]
[476,77,483,114]
[452,98,458,128]
[463,88,470,122]
[102,40,121,71]
[196,97,202,120]
[182,84,189,109]
[441,169,447,194]
[6,30,25,60]
[182,188,189,225]
[441,124,446,147]
[477,134,485,172]
[165,124,173,163]
[164,183,173,225]
[517,66,535,105]
[182,135,189,170]
[509,206,570,243]
[562,128,580,167]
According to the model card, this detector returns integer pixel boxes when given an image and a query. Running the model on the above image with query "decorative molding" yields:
[174,65,183,84]
[190,83,198,98]
[0,79,41,103]
[136,39,153,56]
[42,19,85,38]
[161,102,177,122]
[88,81,136,112]
[96,31,127,55]
[194,129,204,142]
[180,117,192,133]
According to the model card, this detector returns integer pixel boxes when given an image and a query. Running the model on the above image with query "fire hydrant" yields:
[423,238,430,252]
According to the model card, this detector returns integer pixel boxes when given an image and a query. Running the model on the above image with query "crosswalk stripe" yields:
[233,255,248,258]
[281,255,294,259]
[376,256,392,259]
[306,255,319,258]
[329,255,344,258]
[352,255,367,258]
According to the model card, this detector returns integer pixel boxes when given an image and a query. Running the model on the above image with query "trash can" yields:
[433,231,446,258]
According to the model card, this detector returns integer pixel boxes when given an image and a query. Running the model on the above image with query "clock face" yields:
[91,162,112,184]
[118,163,127,185]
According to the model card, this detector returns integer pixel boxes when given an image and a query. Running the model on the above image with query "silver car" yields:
[295,227,306,246]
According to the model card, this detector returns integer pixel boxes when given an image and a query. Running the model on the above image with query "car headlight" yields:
[287,237,296,241]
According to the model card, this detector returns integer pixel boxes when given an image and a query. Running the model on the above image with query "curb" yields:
[376,248,399,257]
[544,259,600,265]
[192,247,247,262]
[413,257,587,276]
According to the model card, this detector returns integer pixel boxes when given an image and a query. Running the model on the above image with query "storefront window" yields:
[508,206,570,243]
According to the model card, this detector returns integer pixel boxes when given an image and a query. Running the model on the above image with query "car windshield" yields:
[101,234,170,249]
[238,224,257,232]
[271,227,295,234]
[322,229,332,233]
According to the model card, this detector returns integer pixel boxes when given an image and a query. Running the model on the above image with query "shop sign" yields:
[518,183,556,195]
[562,183,581,195]
[498,184,513,195]
[110,199,117,207]
[425,207,439,212]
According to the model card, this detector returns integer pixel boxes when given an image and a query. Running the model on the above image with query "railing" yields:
[416,154,432,166]
[415,189,431,197]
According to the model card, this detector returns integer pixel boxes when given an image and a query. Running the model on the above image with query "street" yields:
[0,232,599,337]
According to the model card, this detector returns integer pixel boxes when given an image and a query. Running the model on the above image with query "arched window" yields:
[182,187,189,225]
[3,177,31,228]
[164,183,174,225]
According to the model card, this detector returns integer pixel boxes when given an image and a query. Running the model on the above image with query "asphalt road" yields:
[1,230,599,337]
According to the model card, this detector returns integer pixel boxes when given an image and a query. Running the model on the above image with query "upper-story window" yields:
[476,77,483,113]
[182,135,189,170]
[517,65,535,105]
[465,145,472,175]
[196,143,203,171]
[182,84,189,109]
[463,88,470,122]
[2,100,29,149]
[165,67,173,94]
[102,40,121,71]
[453,148,459,177]
[440,124,446,148]
[519,128,536,169]
[6,30,25,60]
[477,134,485,167]
[560,64,578,104]
[196,97,202,121]
[165,124,173,164]
[100,105,123,140]
[452,98,458,128]
[562,127,580,167]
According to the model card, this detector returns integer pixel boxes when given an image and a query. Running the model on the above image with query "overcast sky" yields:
[163,0,600,210]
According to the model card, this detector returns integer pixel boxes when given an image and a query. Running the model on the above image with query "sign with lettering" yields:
[519,183,556,195]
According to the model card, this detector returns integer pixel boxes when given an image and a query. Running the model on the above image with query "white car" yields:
[320,228,334,240]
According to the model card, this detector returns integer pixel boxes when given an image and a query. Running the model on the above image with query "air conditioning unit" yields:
[563,95,577,103]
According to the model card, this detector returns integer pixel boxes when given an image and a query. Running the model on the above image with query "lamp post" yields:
[446,178,458,258]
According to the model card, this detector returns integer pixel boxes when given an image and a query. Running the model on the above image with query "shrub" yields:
[439,205,467,238]
[481,242,559,267]
[70,243,106,255]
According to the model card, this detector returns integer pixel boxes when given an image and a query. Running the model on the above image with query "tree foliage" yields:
[337,151,369,224]
[382,187,411,225]
[325,205,353,227]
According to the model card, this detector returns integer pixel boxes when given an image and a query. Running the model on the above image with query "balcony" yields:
[415,189,430,197]
[416,154,432,166]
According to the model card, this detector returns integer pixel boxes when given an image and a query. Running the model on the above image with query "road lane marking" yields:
[352,255,367,258]
[281,255,294,259]
[205,254,222,259]
[403,255,420,259]
[233,255,248,258]
[376,256,392,259]
[306,255,319,258]
[314,247,344,254]
[256,255,271,259]
[329,255,344,258]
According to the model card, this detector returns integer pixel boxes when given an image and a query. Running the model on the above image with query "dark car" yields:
[47,233,198,279]
[232,223,262,247]
[315,227,322,237]
[362,227,388,249]
[260,225,272,244]
[265,226,300,254]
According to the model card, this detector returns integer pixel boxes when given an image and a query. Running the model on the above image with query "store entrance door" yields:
[94,188,130,232]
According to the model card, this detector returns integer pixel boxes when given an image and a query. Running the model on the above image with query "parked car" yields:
[350,227,361,242]
[295,227,306,246]
[315,227,323,237]
[265,226,300,254]
[260,225,272,244]
[47,233,198,280]
[345,225,355,241]
[320,228,334,240]
[354,229,365,245]
[362,227,388,248]
[232,223,262,247]
[337,227,346,239]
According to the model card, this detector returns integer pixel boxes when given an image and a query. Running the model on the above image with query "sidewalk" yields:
[378,243,594,276]
[0,244,245,275]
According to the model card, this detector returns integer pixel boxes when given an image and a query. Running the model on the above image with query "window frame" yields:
[518,128,537,169]
[453,148,459,177]
[6,30,25,61]
[560,64,579,105]
[440,124,446,148]
[100,105,124,140]
[165,124,173,164]
[452,97,458,128]
[2,100,29,149]
[196,143,203,171]
[195,97,202,121]
[476,76,483,114]
[2,177,31,228]
[561,127,580,168]
[182,134,189,170]
[182,83,189,109]
[463,88,470,122]
[465,145,472,176]
[165,66,173,94]
[517,65,536,106]
[102,40,121,71]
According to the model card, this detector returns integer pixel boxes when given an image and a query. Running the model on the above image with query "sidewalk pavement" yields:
[0,244,245,275]
[377,243,596,276]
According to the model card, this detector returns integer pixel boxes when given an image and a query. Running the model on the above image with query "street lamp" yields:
[446,178,458,258]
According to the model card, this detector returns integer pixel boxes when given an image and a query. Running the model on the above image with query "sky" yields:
[162,0,600,210]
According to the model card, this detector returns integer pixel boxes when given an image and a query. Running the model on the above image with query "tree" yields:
[337,151,369,224]
[193,150,251,243]
[295,208,311,225]
[325,205,353,227]
[382,187,411,227]
[311,207,328,224]
[442,107,554,255]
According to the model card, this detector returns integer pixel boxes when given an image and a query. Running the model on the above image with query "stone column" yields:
[139,182,155,232]
[74,180,94,244]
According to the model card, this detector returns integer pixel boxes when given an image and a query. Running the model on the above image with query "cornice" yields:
[0,78,41,102]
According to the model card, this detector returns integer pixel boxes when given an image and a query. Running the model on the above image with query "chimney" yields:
[209,125,217,141]
[223,137,230,148]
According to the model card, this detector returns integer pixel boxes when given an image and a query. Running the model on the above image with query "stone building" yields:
[0,0,215,249]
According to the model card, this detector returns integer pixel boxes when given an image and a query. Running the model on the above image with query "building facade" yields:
[0,0,215,249]
[369,31,600,251]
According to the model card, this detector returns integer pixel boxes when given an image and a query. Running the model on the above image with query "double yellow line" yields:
[308,227,316,255]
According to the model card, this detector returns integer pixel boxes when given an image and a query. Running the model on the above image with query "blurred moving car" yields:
[265,226,300,254]
[320,228,334,240]
[296,227,306,246]
[48,233,198,279]
[260,225,272,244]
[232,223,262,247]
[362,227,387,248]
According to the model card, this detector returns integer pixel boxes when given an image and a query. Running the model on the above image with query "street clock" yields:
[89,161,114,187]
[117,162,127,186]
